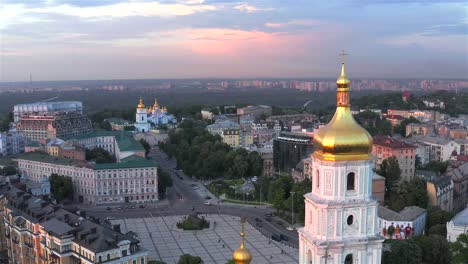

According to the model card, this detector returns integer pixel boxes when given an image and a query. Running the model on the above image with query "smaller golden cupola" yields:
[232,218,252,264]
[137,97,145,109]
[153,99,159,109]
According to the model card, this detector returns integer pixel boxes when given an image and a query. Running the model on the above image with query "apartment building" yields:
[0,132,28,157]
[418,137,461,162]
[16,112,93,142]
[427,175,454,212]
[16,152,158,205]
[405,123,434,137]
[1,186,148,264]
[372,136,417,181]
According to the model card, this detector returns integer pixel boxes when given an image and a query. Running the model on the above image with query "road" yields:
[83,146,299,248]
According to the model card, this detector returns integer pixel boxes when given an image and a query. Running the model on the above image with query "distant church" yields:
[134,98,176,133]
[298,52,384,263]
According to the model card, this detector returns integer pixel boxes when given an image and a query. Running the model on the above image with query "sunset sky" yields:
[1,0,467,81]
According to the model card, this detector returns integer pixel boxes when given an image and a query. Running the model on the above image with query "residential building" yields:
[16,152,158,205]
[25,177,51,196]
[427,176,454,211]
[13,101,83,122]
[372,136,416,181]
[378,206,427,239]
[16,112,93,141]
[236,105,272,118]
[302,157,313,180]
[1,186,148,264]
[418,137,461,162]
[298,60,383,264]
[402,138,431,166]
[261,153,273,178]
[450,129,468,139]
[206,120,241,147]
[446,163,468,212]
[406,123,434,137]
[387,109,441,122]
[456,138,468,156]
[447,207,468,242]
[384,114,405,127]
[273,131,314,175]
[0,131,28,156]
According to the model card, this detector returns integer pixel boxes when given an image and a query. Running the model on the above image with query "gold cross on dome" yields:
[340,49,348,64]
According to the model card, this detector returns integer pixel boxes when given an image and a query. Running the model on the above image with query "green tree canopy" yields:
[178,254,203,264]
[158,168,173,197]
[379,156,401,192]
[385,177,428,211]
[50,173,74,202]
[86,147,116,164]
[382,239,422,264]
[451,233,468,264]
[413,235,451,264]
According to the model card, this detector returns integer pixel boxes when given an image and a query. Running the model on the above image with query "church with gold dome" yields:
[296,51,384,263]
[134,98,177,132]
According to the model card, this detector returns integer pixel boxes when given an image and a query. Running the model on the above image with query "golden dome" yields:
[137,98,145,109]
[313,53,372,161]
[153,99,159,108]
[233,219,252,264]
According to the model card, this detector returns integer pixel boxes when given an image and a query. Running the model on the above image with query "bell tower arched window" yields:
[347,172,355,191]
[345,254,353,264]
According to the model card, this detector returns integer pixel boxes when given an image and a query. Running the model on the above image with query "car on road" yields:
[204,196,212,200]
[131,206,136,209]
[204,202,212,206]
[116,207,122,210]
[271,234,281,241]
[255,218,262,222]
[265,212,272,217]
[286,226,294,231]
[265,217,272,222]
[139,205,145,208]
[280,234,289,241]
[106,207,111,210]
[256,222,263,227]
[252,176,258,182]
[192,186,200,190]
[276,221,283,226]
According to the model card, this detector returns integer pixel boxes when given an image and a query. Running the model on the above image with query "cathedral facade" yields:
[134,98,177,133]
[298,55,383,263]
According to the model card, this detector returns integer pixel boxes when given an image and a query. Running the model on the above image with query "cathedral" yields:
[297,53,384,263]
[134,98,177,132]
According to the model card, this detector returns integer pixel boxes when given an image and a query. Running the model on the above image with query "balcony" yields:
[12,238,20,244]
[24,241,34,248]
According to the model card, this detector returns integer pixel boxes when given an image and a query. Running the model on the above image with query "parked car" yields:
[255,218,262,222]
[276,221,283,226]
[106,207,111,211]
[204,196,212,200]
[265,212,272,217]
[286,226,294,231]
[280,234,289,241]
[265,217,272,222]
[204,202,212,206]
[256,222,263,227]
[139,205,145,208]
[116,207,122,210]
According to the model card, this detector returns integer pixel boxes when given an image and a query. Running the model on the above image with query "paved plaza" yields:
[112,214,299,264]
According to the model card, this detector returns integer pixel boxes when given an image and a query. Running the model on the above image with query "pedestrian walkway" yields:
[112,214,299,264]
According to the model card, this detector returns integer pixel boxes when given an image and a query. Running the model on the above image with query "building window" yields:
[345,254,353,264]
[316,170,320,188]
[347,172,355,191]
[347,215,353,225]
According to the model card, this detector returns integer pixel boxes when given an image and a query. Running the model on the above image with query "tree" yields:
[385,177,428,211]
[428,224,448,237]
[426,207,455,234]
[225,260,235,264]
[382,239,422,264]
[158,168,173,197]
[86,148,116,164]
[178,254,203,264]
[49,173,74,202]
[0,166,17,176]
[149,261,167,264]
[451,233,468,264]
[413,235,451,264]
[423,160,450,175]
[379,156,401,192]
[140,139,151,156]
[100,121,112,131]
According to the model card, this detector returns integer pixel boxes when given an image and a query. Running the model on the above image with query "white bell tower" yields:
[298,51,383,264]
[135,97,150,133]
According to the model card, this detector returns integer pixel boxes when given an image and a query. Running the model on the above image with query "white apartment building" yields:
[16,152,158,205]
[447,207,468,242]
[418,137,461,162]
[0,131,28,156]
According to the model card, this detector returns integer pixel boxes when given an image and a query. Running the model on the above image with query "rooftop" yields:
[378,205,426,221]
[207,120,241,130]
[451,207,468,226]
[373,135,416,149]
[94,155,157,170]
[65,131,144,152]
[418,136,453,146]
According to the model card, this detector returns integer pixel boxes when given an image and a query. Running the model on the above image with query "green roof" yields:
[12,152,84,167]
[25,141,41,147]
[64,131,144,152]
[104,118,130,125]
[0,158,16,167]
[93,155,157,170]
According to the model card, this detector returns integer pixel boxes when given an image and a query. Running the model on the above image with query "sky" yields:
[0,0,467,82]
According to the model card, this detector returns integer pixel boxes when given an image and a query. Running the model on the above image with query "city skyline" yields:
[1,0,467,82]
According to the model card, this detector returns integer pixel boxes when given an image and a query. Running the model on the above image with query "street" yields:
[84,145,299,248]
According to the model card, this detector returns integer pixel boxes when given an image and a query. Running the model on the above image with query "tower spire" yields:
[233,217,252,264]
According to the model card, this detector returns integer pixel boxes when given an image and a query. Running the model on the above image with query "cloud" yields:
[233,3,273,13]
[380,33,467,53]
[0,1,217,29]
[265,19,322,28]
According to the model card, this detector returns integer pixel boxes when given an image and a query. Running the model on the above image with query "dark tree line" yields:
[354,111,392,136]
[86,147,116,164]
[159,119,263,179]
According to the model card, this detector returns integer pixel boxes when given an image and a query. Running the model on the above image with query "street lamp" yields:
[290,191,295,225]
